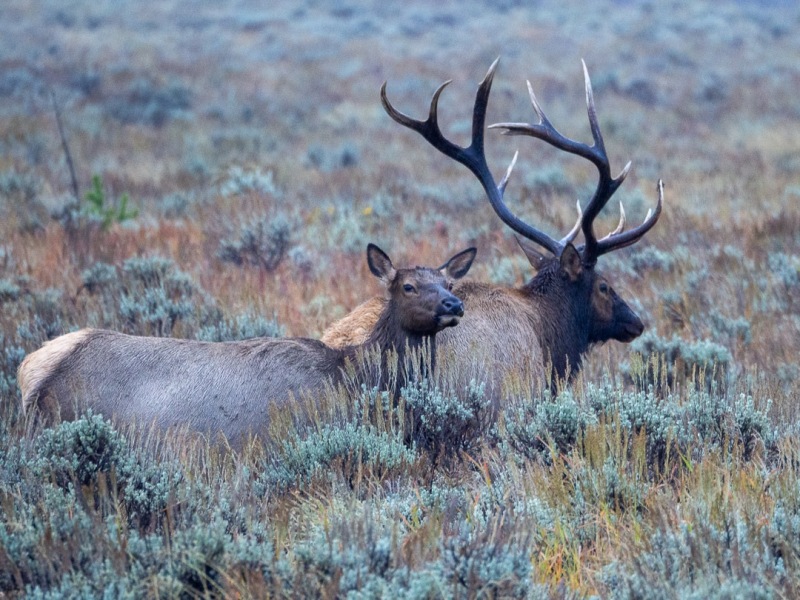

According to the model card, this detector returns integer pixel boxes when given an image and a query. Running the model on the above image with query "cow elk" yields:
[18,244,476,449]
[322,59,663,398]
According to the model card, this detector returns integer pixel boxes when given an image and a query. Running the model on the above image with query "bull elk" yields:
[18,244,476,449]
[322,59,663,397]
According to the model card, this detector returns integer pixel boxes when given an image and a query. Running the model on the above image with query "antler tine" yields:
[498,151,519,194]
[380,79,459,157]
[597,202,626,242]
[562,200,583,246]
[489,69,611,174]
[565,198,629,247]
[582,59,607,159]
[577,60,630,239]
[491,61,637,265]
[593,179,663,254]
[381,59,564,257]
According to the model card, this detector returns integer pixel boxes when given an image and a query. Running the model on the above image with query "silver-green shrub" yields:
[602,515,784,599]
[503,390,594,461]
[624,330,733,391]
[403,378,491,463]
[32,412,183,528]
[438,520,531,599]
[261,421,416,491]
[196,312,284,342]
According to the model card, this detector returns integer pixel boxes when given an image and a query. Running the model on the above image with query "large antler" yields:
[490,60,662,266]
[381,58,577,257]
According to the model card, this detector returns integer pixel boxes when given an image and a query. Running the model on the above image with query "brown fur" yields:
[322,247,643,399]
[322,280,548,395]
[322,297,385,349]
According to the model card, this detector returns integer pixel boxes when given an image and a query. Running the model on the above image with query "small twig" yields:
[49,88,80,204]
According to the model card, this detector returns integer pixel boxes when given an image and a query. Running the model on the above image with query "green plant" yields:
[623,331,733,392]
[84,174,138,229]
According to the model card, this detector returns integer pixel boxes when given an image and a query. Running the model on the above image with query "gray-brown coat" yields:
[19,244,476,448]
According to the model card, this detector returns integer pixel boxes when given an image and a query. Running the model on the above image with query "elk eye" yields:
[447,282,454,291]
[599,282,609,294]
[403,283,416,293]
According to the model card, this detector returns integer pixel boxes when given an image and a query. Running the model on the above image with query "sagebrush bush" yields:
[80,261,118,293]
[79,256,213,336]
[438,519,532,599]
[106,77,192,126]
[0,278,21,302]
[585,383,678,466]
[707,309,752,345]
[403,378,491,464]
[15,288,67,343]
[218,166,282,198]
[624,330,733,391]
[196,312,285,341]
[602,516,784,599]
[0,483,101,593]
[32,411,128,486]
[32,412,183,528]
[503,390,593,461]
[261,421,416,491]
[119,286,196,336]
[217,215,293,272]
[629,246,677,273]
[0,413,185,593]
[0,333,25,400]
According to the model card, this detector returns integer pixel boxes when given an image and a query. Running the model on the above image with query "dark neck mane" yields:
[523,264,591,386]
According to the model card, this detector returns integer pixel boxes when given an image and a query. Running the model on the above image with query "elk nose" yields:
[441,296,464,317]
[619,310,644,341]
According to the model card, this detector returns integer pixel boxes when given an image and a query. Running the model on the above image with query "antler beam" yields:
[381,58,568,257]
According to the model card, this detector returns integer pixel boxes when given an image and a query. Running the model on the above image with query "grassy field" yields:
[1,0,800,596]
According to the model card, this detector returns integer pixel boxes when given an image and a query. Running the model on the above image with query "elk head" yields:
[380,58,662,352]
[366,243,475,336]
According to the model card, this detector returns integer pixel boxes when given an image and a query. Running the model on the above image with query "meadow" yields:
[1,0,800,596]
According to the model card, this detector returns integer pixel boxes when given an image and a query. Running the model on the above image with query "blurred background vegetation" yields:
[1,0,799,596]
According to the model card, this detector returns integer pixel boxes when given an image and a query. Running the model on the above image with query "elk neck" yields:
[523,263,592,383]
[353,297,437,391]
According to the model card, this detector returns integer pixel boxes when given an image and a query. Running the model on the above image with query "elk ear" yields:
[439,247,476,280]
[366,243,396,284]
[559,244,583,282]
[515,235,548,271]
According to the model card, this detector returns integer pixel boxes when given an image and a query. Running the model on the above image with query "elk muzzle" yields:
[436,294,465,328]
[614,303,644,342]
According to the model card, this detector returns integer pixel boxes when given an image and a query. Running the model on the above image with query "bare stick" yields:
[50,88,80,204]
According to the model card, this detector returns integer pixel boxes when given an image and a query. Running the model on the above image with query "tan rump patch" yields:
[18,329,94,415]
[321,297,385,348]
